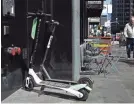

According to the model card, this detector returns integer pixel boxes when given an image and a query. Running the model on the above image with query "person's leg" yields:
[132,38,134,58]
[126,38,131,58]
[119,39,121,47]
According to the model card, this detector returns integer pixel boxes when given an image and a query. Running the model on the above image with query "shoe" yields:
[127,58,131,60]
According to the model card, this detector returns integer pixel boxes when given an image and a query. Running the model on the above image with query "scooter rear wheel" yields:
[78,89,89,101]
[23,77,34,91]
[78,77,93,89]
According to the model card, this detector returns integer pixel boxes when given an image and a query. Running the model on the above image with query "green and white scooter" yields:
[24,12,93,101]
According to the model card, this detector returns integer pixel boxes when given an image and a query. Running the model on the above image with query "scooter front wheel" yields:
[23,77,34,91]
[77,89,89,101]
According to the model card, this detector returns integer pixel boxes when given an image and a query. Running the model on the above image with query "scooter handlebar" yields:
[27,12,51,17]
[46,20,60,25]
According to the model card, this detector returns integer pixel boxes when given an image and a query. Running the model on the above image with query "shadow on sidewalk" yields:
[118,59,134,67]
[21,88,78,101]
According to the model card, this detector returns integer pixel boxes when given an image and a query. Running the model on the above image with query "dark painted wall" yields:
[27,0,50,68]
[80,0,88,44]
[27,0,72,80]
[50,0,72,80]
[2,0,73,101]
[1,0,27,101]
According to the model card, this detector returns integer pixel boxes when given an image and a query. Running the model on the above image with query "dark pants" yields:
[126,38,134,58]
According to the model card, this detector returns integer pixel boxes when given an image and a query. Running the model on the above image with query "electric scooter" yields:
[23,11,93,101]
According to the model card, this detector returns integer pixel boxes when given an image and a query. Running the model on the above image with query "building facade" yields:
[1,0,104,101]
[111,0,134,34]
[86,0,104,37]
[100,15,107,26]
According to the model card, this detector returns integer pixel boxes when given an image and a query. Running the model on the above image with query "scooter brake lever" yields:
[27,16,32,19]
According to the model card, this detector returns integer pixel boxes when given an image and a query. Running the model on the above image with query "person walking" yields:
[124,13,134,60]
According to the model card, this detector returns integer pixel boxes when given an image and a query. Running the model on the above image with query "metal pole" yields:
[72,0,80,81]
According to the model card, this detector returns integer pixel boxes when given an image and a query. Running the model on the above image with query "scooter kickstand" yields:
[38,85,45,97]
[38,91,44,97]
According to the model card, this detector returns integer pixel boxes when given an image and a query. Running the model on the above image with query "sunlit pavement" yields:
[2,44,134,103]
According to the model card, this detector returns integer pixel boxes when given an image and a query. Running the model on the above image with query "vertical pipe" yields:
[72,0,80,81]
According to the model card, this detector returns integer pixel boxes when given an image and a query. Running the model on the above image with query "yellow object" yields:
[87,37,112,55]
[93,43,110,48]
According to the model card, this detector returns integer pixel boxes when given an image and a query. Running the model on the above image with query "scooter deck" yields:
[40,80,71,88]
[46,79,77,84]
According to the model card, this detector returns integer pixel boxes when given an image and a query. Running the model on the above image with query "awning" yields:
[88,17,100,22]
[87,9,103,17]
[88,17,100,25]
[86,0,104,17]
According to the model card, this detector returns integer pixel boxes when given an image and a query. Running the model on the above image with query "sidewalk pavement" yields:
[2,45,134,103]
